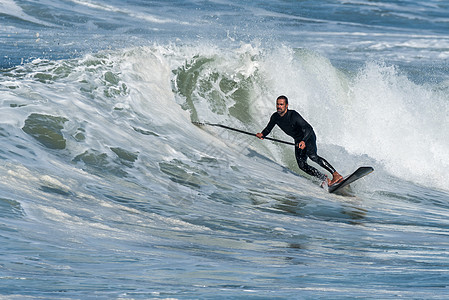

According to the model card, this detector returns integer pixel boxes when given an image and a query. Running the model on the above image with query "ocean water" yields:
[1,0,449,299]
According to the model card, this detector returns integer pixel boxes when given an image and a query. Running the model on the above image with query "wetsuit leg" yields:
[305,135,337,175]
[308,153,337,174]
[295,146,327,181]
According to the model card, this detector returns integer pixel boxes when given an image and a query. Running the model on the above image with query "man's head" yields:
[276,95,289,116]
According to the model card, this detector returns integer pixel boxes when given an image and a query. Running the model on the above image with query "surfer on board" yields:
[256,95,343,186]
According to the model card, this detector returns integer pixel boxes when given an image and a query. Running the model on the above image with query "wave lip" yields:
[0,0,54,27]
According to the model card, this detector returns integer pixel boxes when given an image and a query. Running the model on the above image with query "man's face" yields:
[276,99,288,116]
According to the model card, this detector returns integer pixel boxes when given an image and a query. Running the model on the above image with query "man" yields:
[256,95,343,186]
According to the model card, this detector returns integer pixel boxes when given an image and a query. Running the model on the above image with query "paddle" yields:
[192,122,295,146]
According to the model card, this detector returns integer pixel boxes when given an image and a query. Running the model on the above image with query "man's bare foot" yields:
[329,172,343,186]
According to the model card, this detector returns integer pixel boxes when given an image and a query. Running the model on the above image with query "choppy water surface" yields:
[1,0,449,298]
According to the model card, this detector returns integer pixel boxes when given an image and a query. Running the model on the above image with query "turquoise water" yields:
[1,0,449,299]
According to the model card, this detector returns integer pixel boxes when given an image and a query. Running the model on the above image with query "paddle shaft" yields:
[193,122,295,146]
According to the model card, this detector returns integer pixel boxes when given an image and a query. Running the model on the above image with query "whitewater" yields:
[1,0,449,299]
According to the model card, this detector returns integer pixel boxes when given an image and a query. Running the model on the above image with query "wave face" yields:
[1,0,449,299]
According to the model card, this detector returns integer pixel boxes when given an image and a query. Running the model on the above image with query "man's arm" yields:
[257,114,276,139]
[293,112,314,143]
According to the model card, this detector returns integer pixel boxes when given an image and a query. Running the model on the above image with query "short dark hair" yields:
[277,95,288,105]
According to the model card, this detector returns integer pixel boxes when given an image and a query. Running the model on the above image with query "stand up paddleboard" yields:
[328,166,374,194]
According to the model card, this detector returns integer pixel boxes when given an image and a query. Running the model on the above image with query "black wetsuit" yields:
[261,110,336,181]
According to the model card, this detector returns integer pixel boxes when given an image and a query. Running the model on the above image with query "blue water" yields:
[1,0,449,299]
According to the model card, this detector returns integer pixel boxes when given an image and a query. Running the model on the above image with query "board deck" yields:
[328,166,374,194]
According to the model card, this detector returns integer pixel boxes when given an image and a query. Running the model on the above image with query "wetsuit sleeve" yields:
[261,113,277,137]
[293,112,314,142]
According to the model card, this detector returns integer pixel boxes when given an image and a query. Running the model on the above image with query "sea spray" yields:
[344,61,449,189]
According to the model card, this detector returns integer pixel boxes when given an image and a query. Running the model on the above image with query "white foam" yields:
[70,0,189,25]
[340,62,449,189]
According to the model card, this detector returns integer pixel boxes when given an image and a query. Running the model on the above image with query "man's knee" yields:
[308,153,320,163]
[296,159,306,169]
[295,154,307,168]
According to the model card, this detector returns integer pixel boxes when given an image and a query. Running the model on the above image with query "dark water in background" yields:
[1,0,449,298]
